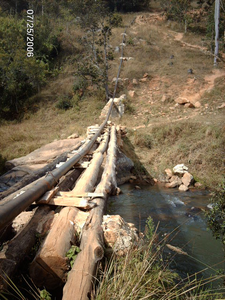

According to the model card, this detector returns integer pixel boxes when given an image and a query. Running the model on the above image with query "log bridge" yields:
[0,25,133,299]
[0,110,126,300]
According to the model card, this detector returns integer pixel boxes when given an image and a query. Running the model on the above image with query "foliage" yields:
[106,0,150,12]
[145,216,155,240]
[40,289,52,300]
[0,14,60,119]
[206,181,225,245]
[71,0,124,100]
[206,4,225,52]
[160,0,192,31]
[55,96,73,110]
[66,245,81,268]
[73,76,87,93]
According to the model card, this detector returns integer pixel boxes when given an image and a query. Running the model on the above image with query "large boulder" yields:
[102,215,139,256]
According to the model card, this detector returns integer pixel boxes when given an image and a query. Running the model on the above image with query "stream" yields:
[108,183,225,285]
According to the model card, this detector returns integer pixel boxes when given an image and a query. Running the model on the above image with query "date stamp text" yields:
[27,9,34,57]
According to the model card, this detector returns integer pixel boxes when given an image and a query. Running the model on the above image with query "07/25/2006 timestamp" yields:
[27,9,34,57]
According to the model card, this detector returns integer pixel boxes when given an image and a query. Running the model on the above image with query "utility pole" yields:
[214,0,220,66]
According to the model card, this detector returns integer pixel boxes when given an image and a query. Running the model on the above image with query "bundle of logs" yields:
[0,125,120,300]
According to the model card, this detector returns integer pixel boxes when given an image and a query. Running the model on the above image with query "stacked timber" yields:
[30,129,111,290]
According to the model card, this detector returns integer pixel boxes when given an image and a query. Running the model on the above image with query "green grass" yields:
[126,119,225,187]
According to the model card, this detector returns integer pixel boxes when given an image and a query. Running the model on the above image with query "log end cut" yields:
[29,256,69,290]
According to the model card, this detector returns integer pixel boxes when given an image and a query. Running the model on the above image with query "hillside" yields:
[0,3,224,189]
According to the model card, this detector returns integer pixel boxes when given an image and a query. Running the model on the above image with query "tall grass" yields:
[95,221,225,300]
[125,119,225,188]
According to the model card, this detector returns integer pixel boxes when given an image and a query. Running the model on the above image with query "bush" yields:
[110,13,123,27]
[55,96,73,110]
[206,181,225,245]
[73,77,87,93]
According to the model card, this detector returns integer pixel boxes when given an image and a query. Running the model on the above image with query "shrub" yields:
[110,13,123,27]
[55,96,73,110]
[206,181,225,245]
[73,77,87,93]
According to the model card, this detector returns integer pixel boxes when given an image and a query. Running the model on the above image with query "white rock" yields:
[173,164,188,175]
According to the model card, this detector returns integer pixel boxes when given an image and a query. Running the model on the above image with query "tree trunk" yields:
[29,207,83,290]
[62,126,117,300]
[0,206,53,291]
[214,0,220,66]
[103,29,110,101]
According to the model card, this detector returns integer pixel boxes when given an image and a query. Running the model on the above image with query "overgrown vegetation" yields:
[0,14,60,119]
[126,119,225,188]
[206,181,225,245]
[95,218,225,299]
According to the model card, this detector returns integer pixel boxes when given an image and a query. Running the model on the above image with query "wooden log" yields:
[0,206,53,291]
[29,130,110,290]
[69,129,109,196]
[29,207,82,289]
[0,150,72,201]
[63,126,117,300]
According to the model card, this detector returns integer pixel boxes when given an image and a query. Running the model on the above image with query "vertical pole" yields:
[214,0,220,66]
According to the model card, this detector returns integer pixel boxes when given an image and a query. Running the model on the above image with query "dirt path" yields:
[129,13,225,130]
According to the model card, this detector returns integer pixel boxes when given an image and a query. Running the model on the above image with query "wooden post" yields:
[29,129,110,289]
[62,126,117,300]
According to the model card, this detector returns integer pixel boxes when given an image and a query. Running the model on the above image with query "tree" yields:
[106,0,150,12]
[72,0,118,101]
[160,0,191,33]
[214,0,220,66]
[0,14,60,119]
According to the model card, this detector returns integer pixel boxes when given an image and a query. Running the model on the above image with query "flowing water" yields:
[108,183,225,283]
